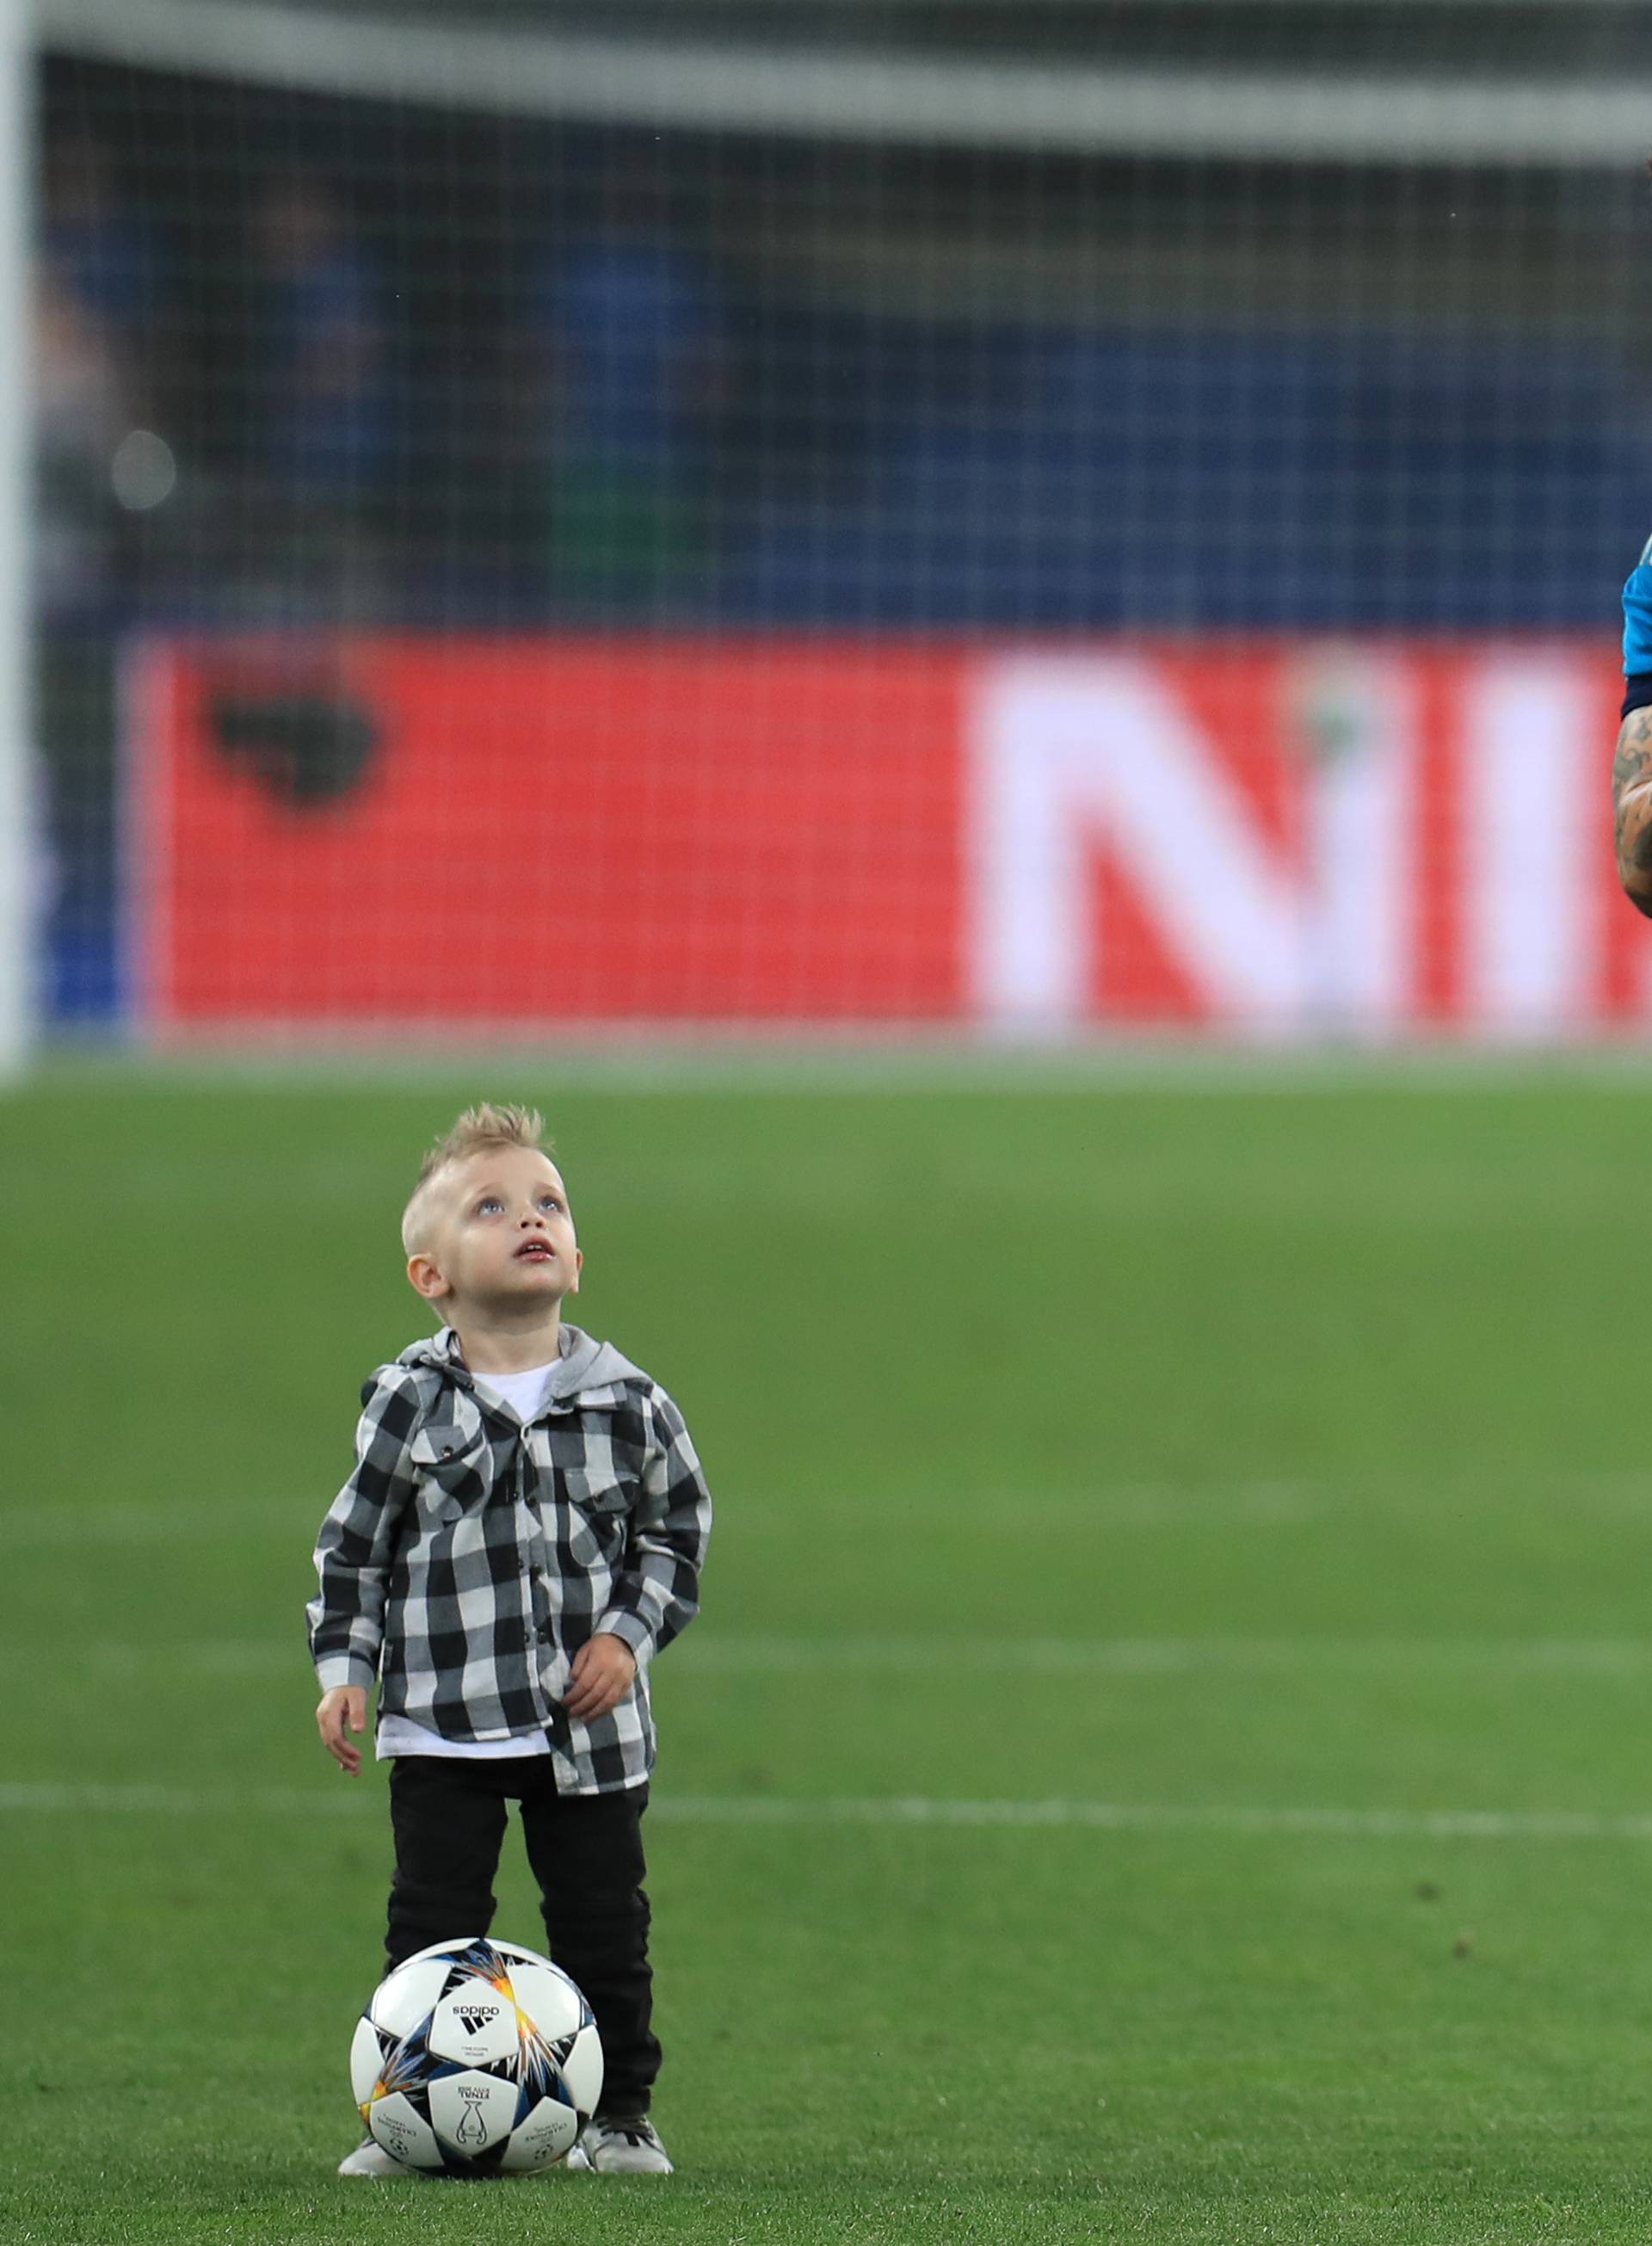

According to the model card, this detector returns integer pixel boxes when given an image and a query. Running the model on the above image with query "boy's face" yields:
[407,1146,583,1320]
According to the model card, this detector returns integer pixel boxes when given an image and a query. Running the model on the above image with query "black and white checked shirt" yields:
[307,1324,712,1793]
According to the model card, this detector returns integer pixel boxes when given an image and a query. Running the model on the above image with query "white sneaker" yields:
[566,2114,674,2174]
[336,2135,414,2177]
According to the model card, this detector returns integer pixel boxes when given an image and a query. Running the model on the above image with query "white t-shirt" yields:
[472,1361,558,1422]
[376,1358,560,1762]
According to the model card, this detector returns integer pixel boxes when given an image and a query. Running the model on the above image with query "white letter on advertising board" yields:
[1461,657,1595,1036]
[968,652,1412,1034]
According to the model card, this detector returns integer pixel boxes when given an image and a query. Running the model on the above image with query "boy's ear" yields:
[570,1247,583,1295]
[406,1251,451,1304]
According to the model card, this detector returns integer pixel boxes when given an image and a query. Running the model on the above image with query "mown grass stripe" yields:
[21,1471,1652,1546]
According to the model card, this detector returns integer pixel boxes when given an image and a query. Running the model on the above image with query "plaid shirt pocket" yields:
[560,1440,644,1527]
[407,1414,490,1524]
[410,1399,486,1472]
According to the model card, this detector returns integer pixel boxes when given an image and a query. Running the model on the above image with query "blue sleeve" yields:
[1624,536,1652,675]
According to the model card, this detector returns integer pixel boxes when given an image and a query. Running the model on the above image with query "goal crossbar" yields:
[36,0,1652,169]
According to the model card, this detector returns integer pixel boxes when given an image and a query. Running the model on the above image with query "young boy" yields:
[307,1103,712,2178]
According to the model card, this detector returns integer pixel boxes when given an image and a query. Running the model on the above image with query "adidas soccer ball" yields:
[349,1936,603,2174]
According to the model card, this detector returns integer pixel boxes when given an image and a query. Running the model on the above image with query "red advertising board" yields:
[127,634,1642,1038]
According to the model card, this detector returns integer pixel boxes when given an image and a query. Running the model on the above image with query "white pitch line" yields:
[43,1635,1652,1677]
[3,1783,1652,1842]
[670,1636,1652,1675]
[35,1043,1652,1095]
[659,1797,1652,1842]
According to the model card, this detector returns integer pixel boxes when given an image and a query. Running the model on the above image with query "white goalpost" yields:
[0,0,28,1080]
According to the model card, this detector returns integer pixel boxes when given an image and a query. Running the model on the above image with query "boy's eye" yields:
[476,1196,502,1216]
[539,1194,562,1211]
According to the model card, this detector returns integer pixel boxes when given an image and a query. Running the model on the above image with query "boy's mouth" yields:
[515,1239,555,1263]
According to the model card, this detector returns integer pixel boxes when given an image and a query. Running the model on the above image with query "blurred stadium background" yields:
[16,0,1652,1056]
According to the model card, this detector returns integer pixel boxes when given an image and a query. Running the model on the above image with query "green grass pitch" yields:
[8,1059,1652,2243]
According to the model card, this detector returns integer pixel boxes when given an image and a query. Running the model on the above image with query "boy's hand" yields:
[563,1634,637,1722]
[317,1684,369,1774]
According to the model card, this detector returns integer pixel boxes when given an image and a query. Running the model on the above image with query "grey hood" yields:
[545,1323,647,1404]
[398,1322,646,1407]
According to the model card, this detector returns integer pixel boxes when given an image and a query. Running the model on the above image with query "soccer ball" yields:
[349,1936,603,2174]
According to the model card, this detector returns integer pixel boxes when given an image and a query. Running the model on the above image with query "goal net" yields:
[30,0,1652,1046]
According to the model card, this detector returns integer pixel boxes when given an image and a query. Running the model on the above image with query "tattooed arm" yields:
[1618,541,1652,912]
[1613,707,1652,916]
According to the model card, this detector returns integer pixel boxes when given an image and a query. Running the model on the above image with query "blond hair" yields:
[401,1102,555,1256]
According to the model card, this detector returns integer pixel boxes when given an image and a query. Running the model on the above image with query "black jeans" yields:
[386,1755,659,2116]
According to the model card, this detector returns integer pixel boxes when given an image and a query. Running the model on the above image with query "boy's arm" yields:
[595,1386,712,1666]
[306,1367,421,1694]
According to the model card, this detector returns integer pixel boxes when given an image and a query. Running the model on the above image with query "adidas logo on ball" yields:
[455,2005,500,2035]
